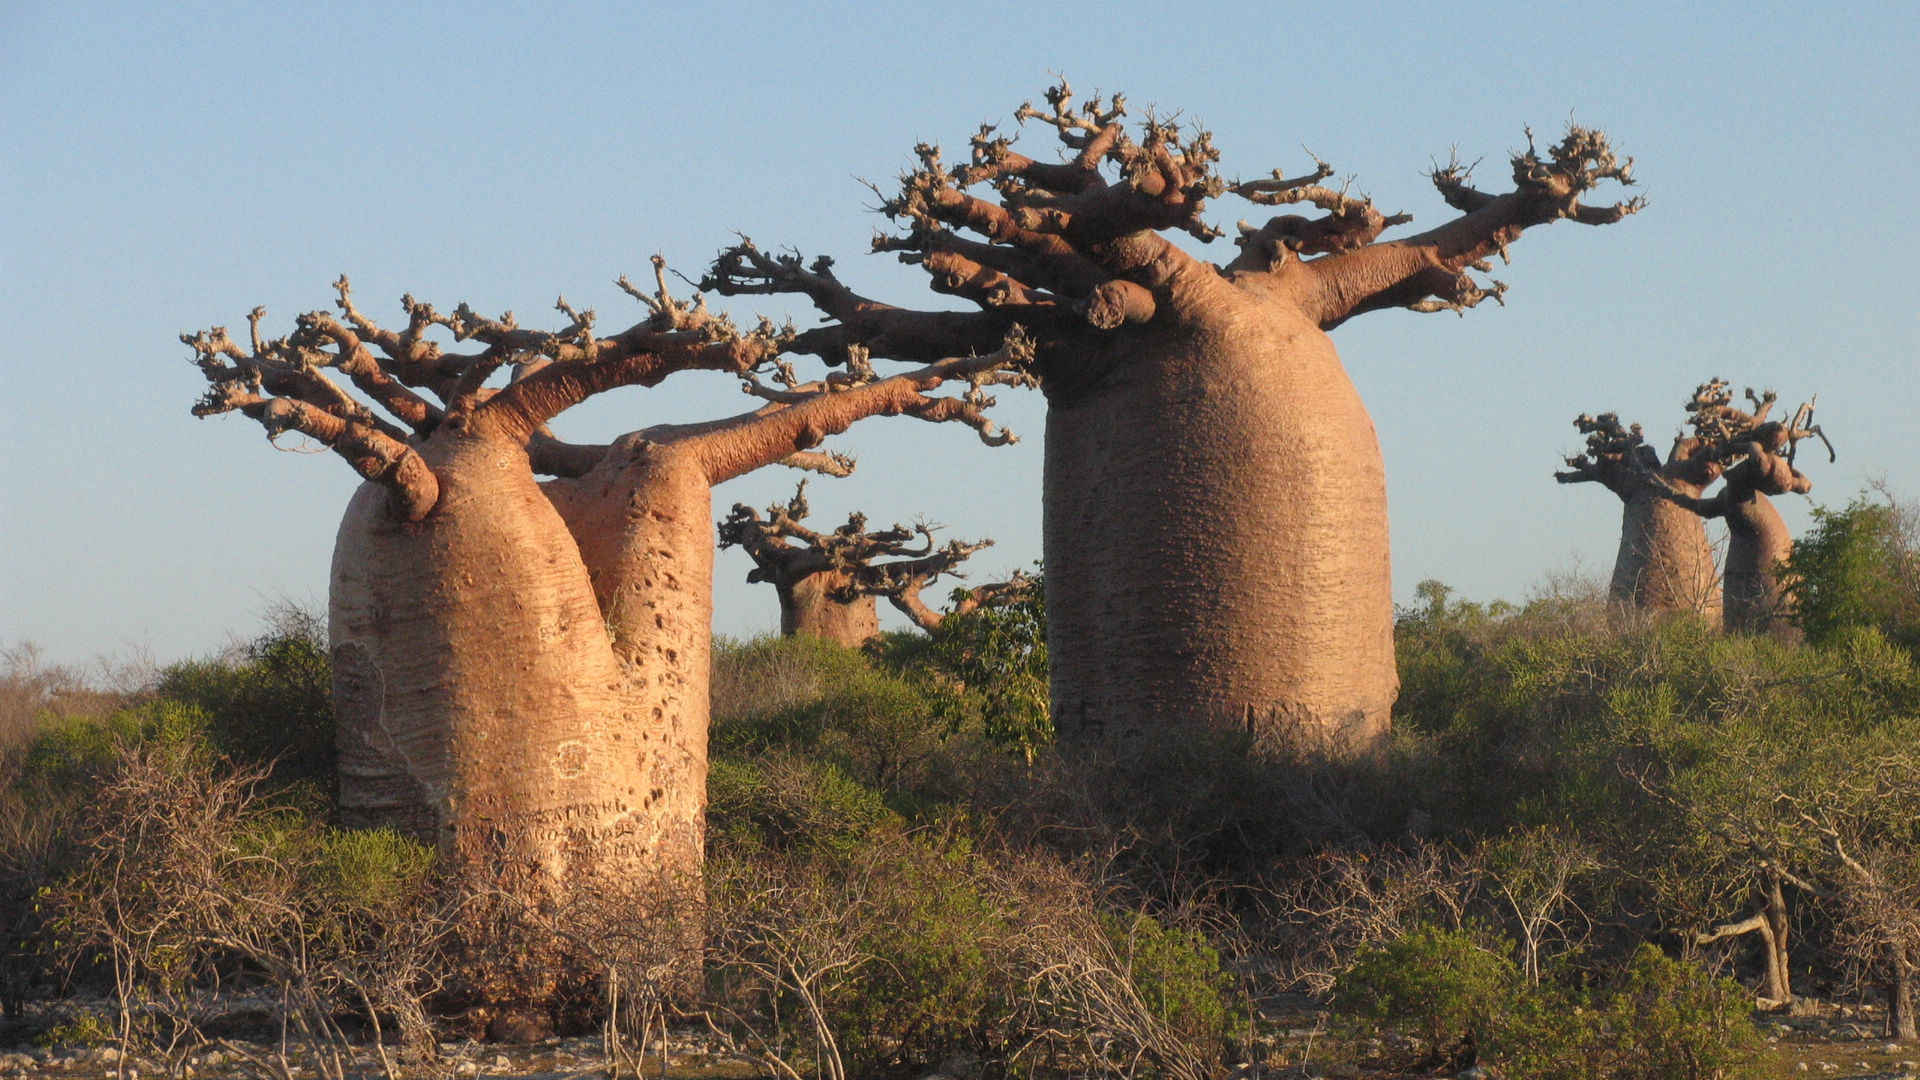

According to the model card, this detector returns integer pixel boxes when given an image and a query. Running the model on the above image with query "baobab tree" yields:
[1655,379,1834,635]
[180,264,1025,921]
[718,481,1033,646]
[1554,410,1723,618]
[705,79,1641,749]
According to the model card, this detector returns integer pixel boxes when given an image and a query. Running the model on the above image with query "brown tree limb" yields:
[664,333,1035,486]
[1300,125,1643,329]
[192,386,438,520]
[703,239,1016,363]
[1552,411,1656,498]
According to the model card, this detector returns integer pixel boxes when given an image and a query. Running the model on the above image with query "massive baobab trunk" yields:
[1721,489,1799,635]
[330,431,669,888]
[1044,287,1392,743]
[1555,412,1723,618]
[1655,379,1833,636]
[181,266,1025,1006]
[709,80,1641,752]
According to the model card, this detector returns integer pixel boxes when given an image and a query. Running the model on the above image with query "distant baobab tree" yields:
[1555,410,1724,618]
[1656,379,1834,635]
[719,481,1034,646]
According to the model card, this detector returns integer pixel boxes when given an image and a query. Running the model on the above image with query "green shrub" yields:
[155,609,332,793]
[20,699,211,791]
[919,580,1051,761]
[1789,493,1920,653]
[1107,911,1240,1050]
[37,1008,112,1048]
[712,635,963,796]
[1332,923,1515,1067]
[707,752,901,855]
[706,835,1015,1076]
[1602,945,1761,1080]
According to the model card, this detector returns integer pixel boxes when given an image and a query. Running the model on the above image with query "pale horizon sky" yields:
[4,1,1916,668]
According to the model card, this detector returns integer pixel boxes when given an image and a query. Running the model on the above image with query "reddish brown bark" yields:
[708,81,1640,751]
[718,482,1020,644]
[1555,412,1724,617]
[183,269,1024,1005]
[1655,380,1833,636]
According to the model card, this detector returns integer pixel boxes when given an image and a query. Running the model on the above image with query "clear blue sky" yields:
[4,0,1915,666]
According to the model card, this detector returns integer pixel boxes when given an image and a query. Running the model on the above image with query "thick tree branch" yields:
[472,259,789,444]
[1301,125,1643,329]
[663,333,1035,486]
[191,385,438,520]
[1552,411,1655,499]
[703,239,1016,363]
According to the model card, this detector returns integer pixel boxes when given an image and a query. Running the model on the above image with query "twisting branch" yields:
[181,318,440,520]
[704,238,1015,363]
[1304,124,1642,328]
[182,265,799,514]
[1679,378,1832,496]
[651,331,1036,486]
[708,78,1639,393]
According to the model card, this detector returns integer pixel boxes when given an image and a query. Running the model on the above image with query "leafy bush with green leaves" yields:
[923,579,1051,761]
[712,634,968,799]
[1333,923,1515,1067]
[1603,944,1762,1079]
[155,608,332,793]
[707,752,901,855]
[1337,926,1761,1079]
[1107,911,1241,1050]
[1789,493,1920,653]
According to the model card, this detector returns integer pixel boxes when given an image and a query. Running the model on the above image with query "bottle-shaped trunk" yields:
[1612,487,1723,619]
[1044,307,1395,751]
[541,441,714,893]
[778,571,880,646]
[1724,492,1796,636]
[329,430,672,894]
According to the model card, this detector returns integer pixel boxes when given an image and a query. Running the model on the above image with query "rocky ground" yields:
[6,996,1920,1079]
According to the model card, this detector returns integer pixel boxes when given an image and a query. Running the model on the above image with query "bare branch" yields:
[666,331,1037,485]
[1304,124,1642,329]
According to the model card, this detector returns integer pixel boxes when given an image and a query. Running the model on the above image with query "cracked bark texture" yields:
[182,267,1023,1002]
[1555,411,1724,618]
[1656,379,1833,636]
[707,81,1640,751]
[718,481,1017,645]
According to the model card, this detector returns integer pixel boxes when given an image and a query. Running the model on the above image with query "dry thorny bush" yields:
[50,741,458,1080]
[696,838,1237,1080]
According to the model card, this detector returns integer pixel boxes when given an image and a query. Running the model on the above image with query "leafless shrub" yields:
[701,852,889,1080]
[992,852,1237,1080]
[485,872,703,1078]
[1257,841,1484,995]
[697,836,1240,1080]
[50,740,456,1080]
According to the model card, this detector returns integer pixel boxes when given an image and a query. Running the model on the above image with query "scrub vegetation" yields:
[4,490,1918,1078]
